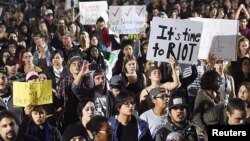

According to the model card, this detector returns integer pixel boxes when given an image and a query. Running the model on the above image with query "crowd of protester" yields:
[0,0,250,141]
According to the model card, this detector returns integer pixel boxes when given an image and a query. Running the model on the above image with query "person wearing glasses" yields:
[139,57,180,114]
[109,90,152,141]
[62,98,96,141]
[87,115,113,141]
[18,49,42,74]
[139,87,169,138]
[155,96,199,141]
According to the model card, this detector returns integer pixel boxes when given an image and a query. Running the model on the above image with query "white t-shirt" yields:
[139,109,168,138]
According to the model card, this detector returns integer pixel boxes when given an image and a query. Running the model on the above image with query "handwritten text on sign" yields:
[147,17,203,64]
[109,6,146,34]
[79,1,108,25]
[189,18,238,61]
[13,80,52,107]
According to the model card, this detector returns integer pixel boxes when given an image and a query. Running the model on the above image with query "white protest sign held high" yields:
[147,17,203,64]
[65,0,79,10]
[189,18,238,61]
[79,1,108,25]
[109,6,146,34]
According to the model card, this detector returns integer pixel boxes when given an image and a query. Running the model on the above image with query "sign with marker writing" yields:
[13,80,52,107]
[147,17,203,64]
[109,6,146,34]
[188,18,238,61]
[79,1,108,25]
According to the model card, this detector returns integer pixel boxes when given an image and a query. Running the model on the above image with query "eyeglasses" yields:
[154,94,170,99]
[123,101,135,107]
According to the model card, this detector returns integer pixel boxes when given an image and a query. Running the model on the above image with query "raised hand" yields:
[168,56,176,67]
[80,60,90,76]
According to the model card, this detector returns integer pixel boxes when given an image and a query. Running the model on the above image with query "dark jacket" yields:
[25,121,62,141]
[155,121,199,141]
[71,83,115,118]
[45,66,69,89]
[109,115,153,141]
[62,121,92,141]
[0,88,24,123]
[15,133,40,141]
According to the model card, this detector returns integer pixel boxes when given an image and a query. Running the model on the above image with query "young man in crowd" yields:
[109,90,152,141]
[0,110,40,141]
[155,96,199,141]
[224,98,248,125]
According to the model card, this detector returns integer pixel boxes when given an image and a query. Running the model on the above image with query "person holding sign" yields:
[139,57,180,114]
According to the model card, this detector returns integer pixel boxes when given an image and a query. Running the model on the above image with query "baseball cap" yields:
[68,56,83,66]
[26,71,39,81]
[149,87,168,100]
[45,9,53,15]
[62,32,74,38]
[168,97,188,110]
[5,56,18,66]
[110,75,126,87]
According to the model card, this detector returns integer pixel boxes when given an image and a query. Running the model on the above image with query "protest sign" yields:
[109,6,146,34]
[79,1,108,25]
[65,0,79,10]
[13,80,52,107]
[189,18,238,61]
[147,17,203,64]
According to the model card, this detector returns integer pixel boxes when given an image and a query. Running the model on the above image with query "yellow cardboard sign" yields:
[13,80,52,107]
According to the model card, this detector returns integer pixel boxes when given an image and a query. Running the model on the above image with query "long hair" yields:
[122,54,139,73]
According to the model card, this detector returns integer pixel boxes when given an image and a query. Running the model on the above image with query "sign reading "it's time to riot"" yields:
[147,17,203,64]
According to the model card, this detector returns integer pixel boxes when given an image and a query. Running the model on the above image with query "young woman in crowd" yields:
[121,54,146,98]
[112,39,134,76]
[238,82,250,105]
[232,57,250,92]
[87,45,112,80]
[139,57,180,114]
[63,98,96,141]
[18,49,42,74]
[139,87,169,138]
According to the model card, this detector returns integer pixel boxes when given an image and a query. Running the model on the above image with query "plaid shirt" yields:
[57,75,74,100]
[7,72,26,87]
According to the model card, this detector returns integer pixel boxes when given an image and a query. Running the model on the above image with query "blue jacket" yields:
[109,115,153,141]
